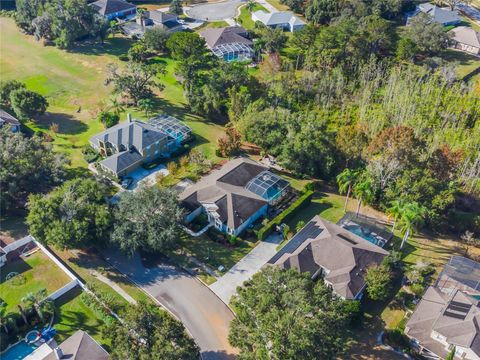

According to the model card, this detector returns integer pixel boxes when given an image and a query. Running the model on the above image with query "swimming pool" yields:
[343,224,383,247]
[1,341,37,360]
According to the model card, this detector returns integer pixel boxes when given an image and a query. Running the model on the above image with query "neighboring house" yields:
[405,287,480,360]
[200,26,254,62]
[0,108,20,132]
[123,10,182,37]
[251,11,305,32]
[25,330,109,360]
[180,158,290,236]
[449,26,480,56]
[90,0,136,20]
[267,215,389,300]
[408,3,461,26]
[89,114,192,177]
[435,256,480,297]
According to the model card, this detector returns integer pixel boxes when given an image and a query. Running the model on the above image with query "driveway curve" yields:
[186,0,244,21]
[104,249,237,360]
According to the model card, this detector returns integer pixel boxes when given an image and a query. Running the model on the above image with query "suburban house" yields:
[405,287,480,360]
[0,108,20,132]
[449,26,480,56]
[251,11,305,32]
[267,216,389,300]
[90,0,136,20]
[200,26,254,62]
[435,256,480,298]
[407,3,461,26]
[180,157,290,236]
[89,114,192,177]
[24,330,109,360]
[123,10,182,37]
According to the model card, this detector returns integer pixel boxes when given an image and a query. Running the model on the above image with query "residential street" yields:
[209,233,283,303]
[103,249,237,360]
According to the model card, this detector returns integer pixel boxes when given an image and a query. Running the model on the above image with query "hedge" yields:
[257,190,314,241]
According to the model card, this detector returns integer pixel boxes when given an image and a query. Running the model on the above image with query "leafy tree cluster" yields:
[26,178,112,249]
[0,80,48,121]
[0,128,67,211]
[15,0,109,48]
[229,267,360,359]
[103,301,199,360]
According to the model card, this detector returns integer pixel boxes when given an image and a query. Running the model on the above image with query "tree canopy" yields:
[229,267,358,360]
[110,187,184,256]
[26,178,112,249]
[103,301,200,360]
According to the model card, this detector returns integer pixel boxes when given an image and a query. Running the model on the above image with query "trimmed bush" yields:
[258,190,314,241]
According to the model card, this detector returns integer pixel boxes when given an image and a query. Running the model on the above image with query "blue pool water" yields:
[1,341,37,360]
[343,224,381,246]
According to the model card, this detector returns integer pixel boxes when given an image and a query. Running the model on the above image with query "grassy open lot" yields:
[0,251,70,313]
[195,20,230,31]
[237,3,268,30]
[265,0,289,11]
[54,287,108,346]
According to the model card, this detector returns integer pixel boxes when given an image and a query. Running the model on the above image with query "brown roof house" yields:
[200,26,254,62]
[405,287,480,360]
[24,330,109,360]
[267,216,389,299]
[180,157,289,237]
[449,26,480,56]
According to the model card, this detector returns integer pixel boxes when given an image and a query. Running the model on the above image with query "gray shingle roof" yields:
[44,330,109,360]
[180,158,269,229]
[90,0,136,16]
[145,10,177,24]
[450,26,480,48]
[268,216,389,299]
[406,287,480,358]
[0,108,20,126]
[418,3,461,24]
[200,26,252,49]
[100,148,143,174]
[252,10,305,27]
[90,120,168,153]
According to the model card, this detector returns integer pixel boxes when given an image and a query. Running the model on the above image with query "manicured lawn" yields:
[439,48,480,79]
[0,251,70,313]
[195,21,230,31]
[237,4,268,30]
[54,287,108,346]
[265,0,289,11]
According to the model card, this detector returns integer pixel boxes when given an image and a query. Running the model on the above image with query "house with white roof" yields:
[408,3,462,26]
[251,10,305,32]
[449,26,480,56]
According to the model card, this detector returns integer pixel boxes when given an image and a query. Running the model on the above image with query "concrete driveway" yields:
[186,0,245,21]
[209,233,283,304]
[103,249,237,360]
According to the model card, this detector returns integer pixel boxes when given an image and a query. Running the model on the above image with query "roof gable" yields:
[91,0,136,15]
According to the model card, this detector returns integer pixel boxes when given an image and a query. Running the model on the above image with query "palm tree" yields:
[398,202,426,249]
[246,0,256,12]
[0,301,9,333]
[386,199,404,233]
[21,288,47,322]
[353,177,374,217]
[337,168,359,213]
[138,98,155,118]
[109,97,125,117]
[137,8,146,29]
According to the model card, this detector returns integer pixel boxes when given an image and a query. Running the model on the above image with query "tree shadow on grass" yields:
[0,257,33,283]
[67,37,134,57]
[36,112,88,135]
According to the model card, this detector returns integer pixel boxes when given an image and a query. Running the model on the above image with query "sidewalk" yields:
[209,233,283,303]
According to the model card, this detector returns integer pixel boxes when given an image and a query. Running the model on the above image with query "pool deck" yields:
[337,212,393,248]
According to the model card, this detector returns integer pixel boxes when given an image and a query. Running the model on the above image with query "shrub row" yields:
[257,189,314,241]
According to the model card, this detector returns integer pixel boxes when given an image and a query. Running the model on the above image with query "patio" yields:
[337,212,393,248]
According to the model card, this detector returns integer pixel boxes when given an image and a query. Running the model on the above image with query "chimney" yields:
[127,113,132,123]
[53,347,63,360]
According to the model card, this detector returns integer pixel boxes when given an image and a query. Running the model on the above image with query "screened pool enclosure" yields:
[246,170,289,203]
[212,43,254,62]
[148,115,192,145]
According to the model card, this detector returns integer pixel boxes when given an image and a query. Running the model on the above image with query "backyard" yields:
[0,251,70,313]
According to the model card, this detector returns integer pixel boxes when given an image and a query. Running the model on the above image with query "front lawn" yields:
[237,3,268,30]
[0,251,70,313]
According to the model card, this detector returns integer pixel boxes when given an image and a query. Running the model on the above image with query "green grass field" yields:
[0,251,70,313]
[237,4,268,30]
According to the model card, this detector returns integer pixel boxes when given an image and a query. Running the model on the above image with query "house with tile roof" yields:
[89,114,191,177]
[405,287,480,360]
[200,26,254,61]
[90,0,136,20]
[180,158,289,236]
[267,215,389,299]
[252,10,305,32]
[449,26,480,56]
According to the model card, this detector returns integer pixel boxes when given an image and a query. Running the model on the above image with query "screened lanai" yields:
[212,43,254,62]
[245,170,289,203]
[148,115,192,144]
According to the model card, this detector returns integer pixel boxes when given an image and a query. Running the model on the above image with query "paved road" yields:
[457,2,480,22]
[186,0,245,21]
[209,233,283,303]
[103,249,237,360]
